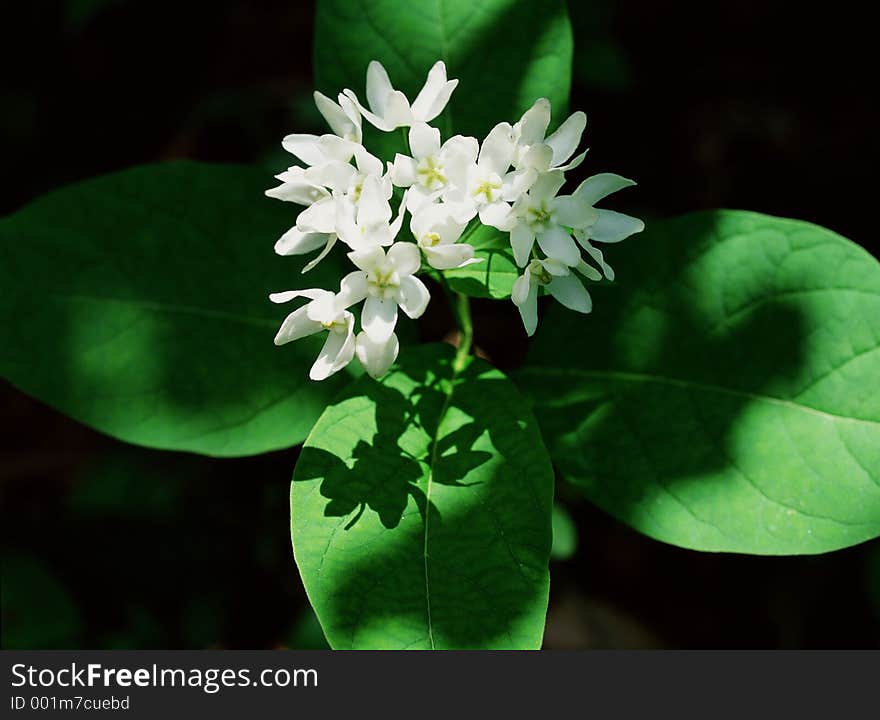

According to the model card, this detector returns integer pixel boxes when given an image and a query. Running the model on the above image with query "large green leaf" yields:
[291,343,553,649]
[517,211,880,554]
[314,0,573,142]
[0,162,352,456]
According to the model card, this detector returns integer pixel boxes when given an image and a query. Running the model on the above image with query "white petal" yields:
[281,134,326,166]
[337,92,362,142]
[518,283,540,336]
[356,175,392,228]
[301,235,338,273]
[353,145,383,177]
[479,200,513,230]
[545,111,586,168]
[365,60,393,115]
[547,274,592,313]
[517,143,553,173]
[574,173,637,206]
[269,288,330,304]
[337,271,369,308]
[555,149,588,172]
[265,178,328,205]
[356,331,399,379]
[417,80,457,123]
[511,223,536,267]
[305,160,357,191]
[517,98,551,144]
[541,257,570,276]
[502,167,538,202]
[404,184,440,213]
[318,135,358,162]
[440,135,479,165]
[383,90,414,128]
[423,243,476,270]
[273,306,323,345]
[347,246,385,272]
[511,270,532,307]
[274,227,331,256]
[529,170,566,202]
[314,91,356,140]
[478,122,514,175]
[296,196,337,233]
[341,89,397,132]
[588,209,645,244]
[391,153,418,187]
[576,252,610,281]
[411,201,453,239]
[553,194,600,229]
[304,293,339,323]
[409,122,441,159]
[310,317,356,380]
[537,226,581,266]
[362,296,398,343]
[410,60,448,120]
[387,242,421,276]
[397,275,430,318]
[448,198,478,225]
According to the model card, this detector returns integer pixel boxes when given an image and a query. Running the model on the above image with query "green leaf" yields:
[0,161,353,456]
[551,503,578,560]
[314,0,573,142]
[291,343,553,649]
[517,211,880,555]
[445,225,519,299]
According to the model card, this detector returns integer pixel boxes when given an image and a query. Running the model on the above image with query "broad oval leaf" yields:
[314,0,573,142]
[291,343,553,649]
[0,162,352,456]
[517,211,880,554]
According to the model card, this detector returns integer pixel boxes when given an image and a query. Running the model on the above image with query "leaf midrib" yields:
[43,293,277,329]
[421,361,465,650]
[518,366,880,427]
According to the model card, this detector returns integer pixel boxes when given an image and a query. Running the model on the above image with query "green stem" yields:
[400,127,411,155]
[450,290,473,373]
[436,271,473,372]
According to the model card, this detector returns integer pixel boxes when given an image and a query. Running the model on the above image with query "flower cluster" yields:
[268,60,643,380]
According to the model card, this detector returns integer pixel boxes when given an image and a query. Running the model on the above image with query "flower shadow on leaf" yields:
[294,352,494,531]
[513,211,880,553]
[291,345,554,648]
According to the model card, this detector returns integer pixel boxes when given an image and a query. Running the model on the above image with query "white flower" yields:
[567,173,645,280]
[355,331,400,378]
[335,178,406,251]
[269,148,394,271]
[270,289,356,381]
[338,243,430,343]
[291,146,388,236]
[510,98,588,174]
[410,202,481,270]
[344,60,458,131]
[390,122,478,212]
[313,90,362,144]
[507,171,590,268]
[511,258,596,337]
[444,122,521,228]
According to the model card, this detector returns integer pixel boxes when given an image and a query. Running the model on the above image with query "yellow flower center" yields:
[416,156,446,189]
[473,178,501,203]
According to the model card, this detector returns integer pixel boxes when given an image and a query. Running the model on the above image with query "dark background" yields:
[2,0,878,649]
